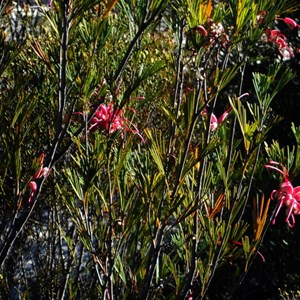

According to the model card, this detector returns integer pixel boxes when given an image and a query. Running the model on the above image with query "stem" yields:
[138,227,164,300]
[166,18,185,175]
[237,143,262,223]
[106,150,114,300]
[177,76,204,300]
[225,63,246,181]
[49,0,70,167]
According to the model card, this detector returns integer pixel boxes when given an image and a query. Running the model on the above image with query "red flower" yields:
[201,106,232,132]
[28,153,50,203]
[265,28,293,59]
[201,93,249,132]
[265,161,300,227]
[276,37,293,58]
[89,103,122,133]
[87,102,144,142]
[257,10,267,24]
[194,20,230,48]
[265,29,285,42]
[276,17,300,30]
[193,25,208,36]
[28,181,38,203]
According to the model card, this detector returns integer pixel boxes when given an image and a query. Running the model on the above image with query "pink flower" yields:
[87,102,144,142]
[265,28,293,58]
[89,103,122,133]
[201,106,232,132]
[28,153,51,203]
[196,19,230,48]
[265,29,286,42]
[257,10,267,24]
[193,25,208,36]
[276,37,293,58]
[201,93,249,132]
[265,161,300,227]
[276,17,300,30]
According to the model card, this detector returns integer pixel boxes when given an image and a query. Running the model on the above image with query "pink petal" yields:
[217,107,232,124]
[90,117,99,124]
[293,186,300,201]
[194,25,208,36]
[280,181,294,195]
[267,29,281,42]
[272,198,285,225]
[210,113,218,124]
[210,113,218,131]
[278,17,300,30]
[283,194,293,206]
[29,181,37,193]
[293,202,300,214]
[286,215,295,227]
[276,37,287,47]
[278,46,293,59]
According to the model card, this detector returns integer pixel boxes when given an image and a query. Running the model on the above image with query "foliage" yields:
[0,0,299,299]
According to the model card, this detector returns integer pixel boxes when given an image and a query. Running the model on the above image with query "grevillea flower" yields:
[201,93,249,132]
[276,17,300,30]
[265,29,286,42]
[87,102,144,142]
[257,10,267,24]
[201,106,232,132]
[265,161,300,227]
[193,25,208,36]
[265,28,293,59]
[89,103,122,133]
[193,19,230,48]
[276,37,293,58]
[28,153,51,203]
[208,19,230,47]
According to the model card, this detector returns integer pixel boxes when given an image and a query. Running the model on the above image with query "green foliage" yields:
[0,0,299,299]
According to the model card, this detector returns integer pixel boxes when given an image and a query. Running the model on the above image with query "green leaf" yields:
[65,168,84,200]
[114,253,126,284]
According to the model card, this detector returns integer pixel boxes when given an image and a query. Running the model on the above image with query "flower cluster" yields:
[193,19,229,48]
[87,102,144,142]
[208,19,230,47]
[28,153,50,203]
[265,161,300,227]
[264,16,299,59]
[89,103,124,134]
[265,28,293,59]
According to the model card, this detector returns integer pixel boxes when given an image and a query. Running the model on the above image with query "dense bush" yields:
[0,0,300,299]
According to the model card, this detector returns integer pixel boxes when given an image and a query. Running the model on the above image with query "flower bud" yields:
[193,25,208,36]
[29,181,37,193]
